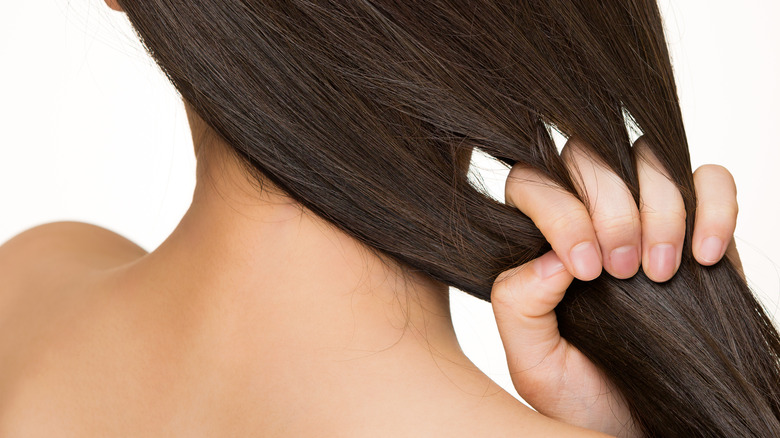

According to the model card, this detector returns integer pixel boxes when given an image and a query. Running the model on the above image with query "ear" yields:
[105,0,123,12]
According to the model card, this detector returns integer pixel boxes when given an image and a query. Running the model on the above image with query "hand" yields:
[491,136,742,437]
[503,136,740,281]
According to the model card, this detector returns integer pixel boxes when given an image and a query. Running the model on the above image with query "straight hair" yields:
[117,1,780,435]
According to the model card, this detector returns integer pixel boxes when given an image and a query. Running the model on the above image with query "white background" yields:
[1,1,778,402]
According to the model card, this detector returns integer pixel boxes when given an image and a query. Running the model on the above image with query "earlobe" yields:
[105,0,123,12]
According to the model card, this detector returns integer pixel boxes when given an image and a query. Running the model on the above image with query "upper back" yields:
[0,222,610,437]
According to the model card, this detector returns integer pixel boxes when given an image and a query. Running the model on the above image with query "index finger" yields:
[505,164,603,280]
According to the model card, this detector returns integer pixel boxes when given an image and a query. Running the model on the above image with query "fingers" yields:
[493,251,638,437]
[561,138,642,279]
[492,250,573,374]
[691,164,738,265]
[634,139,686,282]
[505,164,603,280]
[505,135,738,283]
[505,136,642,280]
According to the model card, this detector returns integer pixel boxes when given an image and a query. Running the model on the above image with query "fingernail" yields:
[609,245,639,278]
[569,241,601,279]
[534,251,566,279]
[700,236,725,263]
[649,243,676,280]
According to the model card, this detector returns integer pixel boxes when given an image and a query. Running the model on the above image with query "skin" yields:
[505,136,739,282]
[496,137,741,437]
[0,2,740,436]
[0,101,607,437]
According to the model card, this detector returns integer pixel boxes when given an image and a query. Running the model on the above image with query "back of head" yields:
[117,1,780,435]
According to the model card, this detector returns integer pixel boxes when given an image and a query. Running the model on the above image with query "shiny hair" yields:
[118,1,780,435]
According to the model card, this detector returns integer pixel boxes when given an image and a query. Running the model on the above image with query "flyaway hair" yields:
[117,1,780,435]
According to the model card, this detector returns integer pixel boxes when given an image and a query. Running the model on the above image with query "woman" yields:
[0,1,776,437]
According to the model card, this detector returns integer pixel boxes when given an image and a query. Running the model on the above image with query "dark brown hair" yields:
[117,1,780,435]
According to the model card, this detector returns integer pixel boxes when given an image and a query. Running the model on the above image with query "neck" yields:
[118,104,467,373]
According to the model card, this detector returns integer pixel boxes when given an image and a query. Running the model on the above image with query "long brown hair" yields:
[118,1,780,435]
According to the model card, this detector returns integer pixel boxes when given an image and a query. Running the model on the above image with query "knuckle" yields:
[504,164,537,205]
[506,163,537,184]
[640,207,687,227]
[592,210,641,237]
[696,208,738,231]
[639,192,686,217]
[710,200,738,218]
[532,288,562,313]
[540,204,591,238]
[699,203,739,219]
[491,266,524,307]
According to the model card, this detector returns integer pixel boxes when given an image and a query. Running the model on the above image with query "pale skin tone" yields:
[0,1,741,436]
[494,137,741,437]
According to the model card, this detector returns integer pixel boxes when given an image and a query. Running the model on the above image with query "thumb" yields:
[491,250,575,381]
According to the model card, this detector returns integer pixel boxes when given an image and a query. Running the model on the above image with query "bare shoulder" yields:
[0,220,147,290]
[0,223,612,438]
[0,219,144,324]
[0,220,148,345]
[0,221,152,434]
[0,220,148,262]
